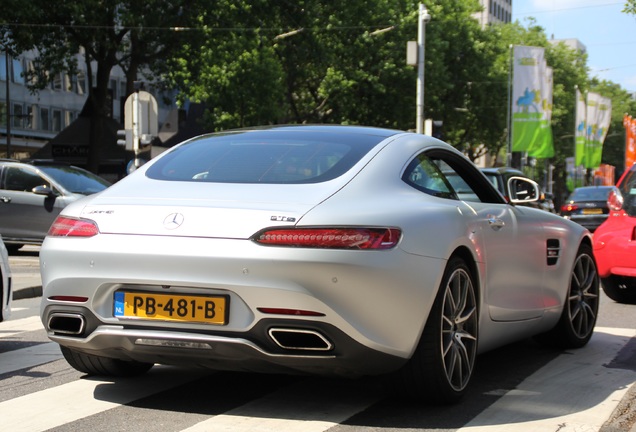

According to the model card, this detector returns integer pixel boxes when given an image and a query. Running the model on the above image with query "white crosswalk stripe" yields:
[459,327,636,432]
[2,308,636,431]
[0,315,44,338]
[0,366,209,432]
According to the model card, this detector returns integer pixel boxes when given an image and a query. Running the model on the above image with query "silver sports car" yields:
[40,125,599,403]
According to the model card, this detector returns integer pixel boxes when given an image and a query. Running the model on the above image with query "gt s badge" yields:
[271,216,296,222]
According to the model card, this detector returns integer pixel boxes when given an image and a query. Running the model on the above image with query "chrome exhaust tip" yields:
[268,328,333,351]
[48,313,86,335]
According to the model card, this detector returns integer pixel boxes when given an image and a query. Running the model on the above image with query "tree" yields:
[0,0,204,173]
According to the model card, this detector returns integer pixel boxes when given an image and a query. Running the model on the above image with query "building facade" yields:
[0,49,174,162]
[473,0,513,28]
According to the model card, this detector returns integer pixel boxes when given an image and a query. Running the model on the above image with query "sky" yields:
[512,0,636,92]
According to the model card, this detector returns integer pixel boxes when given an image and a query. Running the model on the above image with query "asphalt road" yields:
[6,246,636,431]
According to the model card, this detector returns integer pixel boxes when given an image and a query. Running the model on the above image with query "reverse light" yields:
[48,216,99,237]
[253,227,401,250]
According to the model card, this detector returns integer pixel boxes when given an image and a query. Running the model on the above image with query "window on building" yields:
[12,103,23,128]
[109,78,118,100]
[25,105,34,129]
[0,54,7,81]
[52,109,62,132]
[0,102,6,127]
[12,58,24,85]
[51,72,63,91]
[40,107,50,131]
[65,110,76,126]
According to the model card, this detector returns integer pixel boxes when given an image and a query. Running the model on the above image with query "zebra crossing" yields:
[1,306,636,432]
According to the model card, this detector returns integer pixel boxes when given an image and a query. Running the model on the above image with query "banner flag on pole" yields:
[574,88,587,167]
[511,45,546,152]
[625,114,636,171]
[528,64,554,158]
[584,93,611,169]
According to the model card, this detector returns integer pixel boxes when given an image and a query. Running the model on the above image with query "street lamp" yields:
[416,4,431,134]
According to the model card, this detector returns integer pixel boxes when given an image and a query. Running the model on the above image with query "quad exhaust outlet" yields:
[268,328,333,351]
[48,313,86,335]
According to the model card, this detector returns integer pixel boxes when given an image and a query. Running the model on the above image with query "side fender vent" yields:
[546,239,560,266]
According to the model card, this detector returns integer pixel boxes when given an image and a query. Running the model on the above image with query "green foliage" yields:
[2,0,635,183]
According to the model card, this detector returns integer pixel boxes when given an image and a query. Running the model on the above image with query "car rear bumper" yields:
[40,233,447,373]
[42,304,406,376]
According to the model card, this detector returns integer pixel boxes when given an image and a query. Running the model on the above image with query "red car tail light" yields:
[48,216,99,237]
[254,227,401,250]
[561,204,578,213]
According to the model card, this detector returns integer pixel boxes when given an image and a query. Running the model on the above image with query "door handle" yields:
[487,215,505,230]
[0,196,10,203]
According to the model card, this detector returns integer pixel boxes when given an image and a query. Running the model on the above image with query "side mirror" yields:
[607,189,624,211]
[32,185,56,197]
[507,177,540,204]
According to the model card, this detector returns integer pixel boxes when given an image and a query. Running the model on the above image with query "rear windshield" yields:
[146,130,384,184]
[568,187,612,201]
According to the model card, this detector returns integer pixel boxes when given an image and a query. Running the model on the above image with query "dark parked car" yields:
[0,159,111,252]
[561,185,617,232]
[480,167,552,211]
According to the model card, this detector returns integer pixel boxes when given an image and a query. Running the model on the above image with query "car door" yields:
[427,152,547,321]
[0,165,67,242]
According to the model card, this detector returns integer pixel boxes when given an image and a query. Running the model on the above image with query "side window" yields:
[4,166,49,192]
[402,153,457,199]
[403,150,505,204]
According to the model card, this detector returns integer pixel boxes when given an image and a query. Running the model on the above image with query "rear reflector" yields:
[48,296,89,303]
[253,227,401,249]
[258,307,325,317]
[48,216,99,237]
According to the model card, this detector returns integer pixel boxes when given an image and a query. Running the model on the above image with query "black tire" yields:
[60,346,154,377]
[535,243,599,348]
[397,256,478,404]
[601,275,636,304]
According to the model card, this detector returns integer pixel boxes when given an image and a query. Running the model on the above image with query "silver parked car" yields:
[0,159,111,253]
[39,125,599,403]
[0,236,12,322]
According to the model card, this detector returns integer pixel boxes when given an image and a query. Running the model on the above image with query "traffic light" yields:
[116,129,133,150]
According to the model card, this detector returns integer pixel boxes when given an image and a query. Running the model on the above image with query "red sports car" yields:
[593,163,636,303]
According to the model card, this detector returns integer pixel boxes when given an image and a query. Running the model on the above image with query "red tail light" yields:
[561,204,578,213]
[48,216,99,237]
[254,227,401,250]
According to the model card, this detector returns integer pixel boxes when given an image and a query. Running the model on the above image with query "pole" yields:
[4,50,11,158]
[416,4,430,134]
[573,86,578,188]
[506,45,513,166]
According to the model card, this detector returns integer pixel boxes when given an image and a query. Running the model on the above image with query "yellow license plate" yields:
[582,208,603,215]
[113,291,228,325]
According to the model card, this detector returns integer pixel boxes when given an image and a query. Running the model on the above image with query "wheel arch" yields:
[448,245,481,306]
